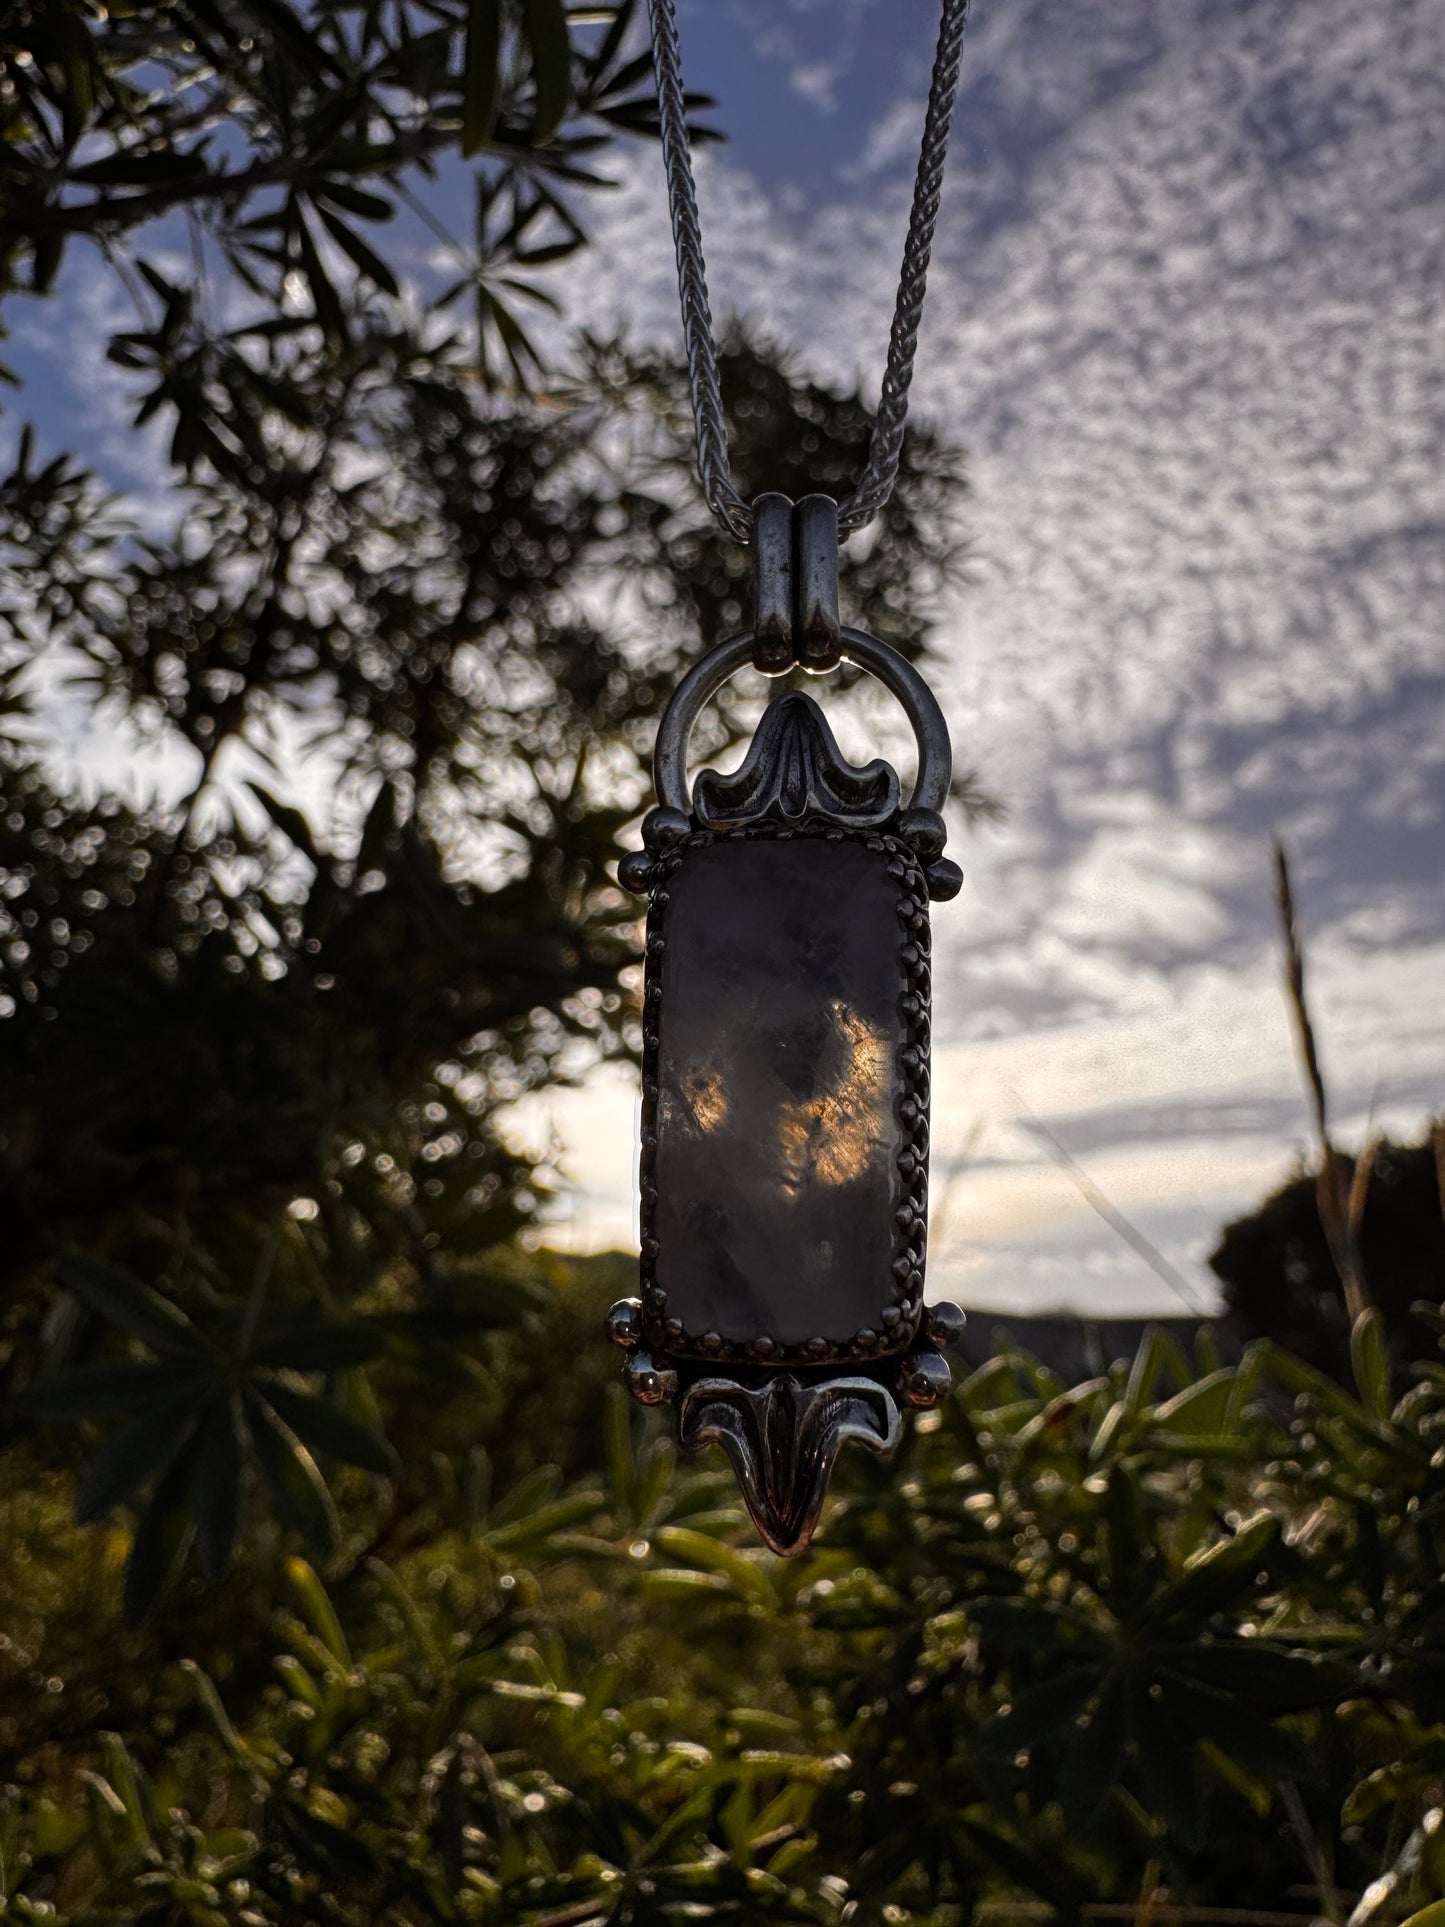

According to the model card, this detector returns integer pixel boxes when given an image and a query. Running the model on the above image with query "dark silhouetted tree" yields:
[1,6,975,1615]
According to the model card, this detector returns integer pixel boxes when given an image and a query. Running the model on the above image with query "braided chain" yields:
[645,0,971,544]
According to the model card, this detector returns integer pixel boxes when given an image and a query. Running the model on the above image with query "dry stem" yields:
[1273,839,1370,1322]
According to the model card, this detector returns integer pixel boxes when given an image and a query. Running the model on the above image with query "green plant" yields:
[9,1252,400,1618]
[9,1273,1445,1921]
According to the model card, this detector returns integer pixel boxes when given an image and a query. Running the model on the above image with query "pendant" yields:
[610,495,966,1554]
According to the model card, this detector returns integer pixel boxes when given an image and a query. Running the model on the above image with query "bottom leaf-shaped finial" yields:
[676,1372,901,1555]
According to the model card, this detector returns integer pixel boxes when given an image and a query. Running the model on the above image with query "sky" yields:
[10,0,1445,1317]
[513,0,1445,1315]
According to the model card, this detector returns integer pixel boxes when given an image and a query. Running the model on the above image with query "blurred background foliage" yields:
[9,1263,1445,1923]
[3,3,1445,1923]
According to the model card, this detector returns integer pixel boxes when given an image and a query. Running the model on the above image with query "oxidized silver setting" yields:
[636,802,934,1367]
[610,495,965,1555]
[679,1374,901,1559]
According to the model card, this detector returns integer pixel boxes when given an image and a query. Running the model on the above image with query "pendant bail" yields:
[794,493,841,671]
[750,492,842,676]
[751,492,795,674]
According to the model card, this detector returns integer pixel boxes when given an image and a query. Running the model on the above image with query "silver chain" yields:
[646,0,971,544]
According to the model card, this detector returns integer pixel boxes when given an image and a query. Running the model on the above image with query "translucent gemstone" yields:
[650,837,910,1349]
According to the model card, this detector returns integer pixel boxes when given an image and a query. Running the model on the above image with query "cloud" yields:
[788,60,846,114]
[844,96,929,178]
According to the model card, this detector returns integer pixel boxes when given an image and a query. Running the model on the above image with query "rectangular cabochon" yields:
[648,834,917,1352]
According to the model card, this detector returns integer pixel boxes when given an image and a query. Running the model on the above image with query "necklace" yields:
[605,0,972,1556]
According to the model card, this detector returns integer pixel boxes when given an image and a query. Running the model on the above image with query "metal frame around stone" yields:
[637,815,934,1369]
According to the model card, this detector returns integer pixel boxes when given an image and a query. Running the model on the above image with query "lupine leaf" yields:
[75,1403,199,1525]
[257,1377,398,1476]
[123,1449,197,1622]
[1148,1512,1278,1624]
[57,1254,204,1356]
[8,1362,181,1420]
[1129,1681,1204,1849]
[1156,1640,1350,1710]
[245,1395,339,1559]
[486,1462,563,1528]
[248,1320,386,1370]
[1060,1675,1125,1830]
[191,1396,245,1579]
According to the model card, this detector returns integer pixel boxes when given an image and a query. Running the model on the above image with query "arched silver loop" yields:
[653,628,953,817]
